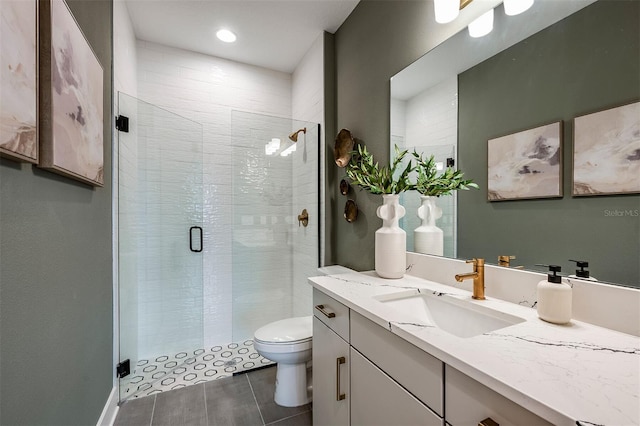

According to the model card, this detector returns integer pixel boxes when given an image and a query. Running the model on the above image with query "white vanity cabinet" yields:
[444,365,553,426]
[313,289,350,426]
[313,287,551,426]
[350,348,442,425]
[350,311,443,418]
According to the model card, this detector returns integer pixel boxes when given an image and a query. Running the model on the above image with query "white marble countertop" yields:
[309,271,640,426]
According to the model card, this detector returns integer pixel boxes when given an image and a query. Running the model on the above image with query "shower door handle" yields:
[189,226,203,253]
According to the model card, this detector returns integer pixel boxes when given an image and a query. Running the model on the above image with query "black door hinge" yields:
[115,115,129,132]
[116,359,130,378]
[446,157,455,168]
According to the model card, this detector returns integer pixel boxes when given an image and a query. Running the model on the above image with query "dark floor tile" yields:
[205,375,264,425]
[247,366,311,425]
[114,395,156,426]
[265,410,312,426]
[152,384,207,426]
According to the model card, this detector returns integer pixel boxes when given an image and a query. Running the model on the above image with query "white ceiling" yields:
[125,0,360,74]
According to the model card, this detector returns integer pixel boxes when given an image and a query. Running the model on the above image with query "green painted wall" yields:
[458,0,639,286]
[0,0,114,424]
[330,0,475,271]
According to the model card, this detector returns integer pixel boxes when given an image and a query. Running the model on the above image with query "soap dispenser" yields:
[568,259,598,281]
[537,265,572,324]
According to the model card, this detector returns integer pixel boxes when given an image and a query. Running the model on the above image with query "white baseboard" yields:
[97,386,119,426]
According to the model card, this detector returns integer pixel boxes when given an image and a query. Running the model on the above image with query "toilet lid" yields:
[254,316,312,344]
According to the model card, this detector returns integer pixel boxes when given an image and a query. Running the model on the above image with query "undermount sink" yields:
[374,290,525,338]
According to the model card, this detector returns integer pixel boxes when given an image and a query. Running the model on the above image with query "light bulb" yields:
[434,0,459,24]
[468,9,494,38]
[504,0,534,16]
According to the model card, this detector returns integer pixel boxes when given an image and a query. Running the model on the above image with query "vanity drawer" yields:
[313,288,349,342]
[445,365,552,426]
[350,348,442,426]
[350,310,444,416]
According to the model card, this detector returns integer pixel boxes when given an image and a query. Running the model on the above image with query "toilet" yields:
[254,315,313,407]
[253,265,354,407]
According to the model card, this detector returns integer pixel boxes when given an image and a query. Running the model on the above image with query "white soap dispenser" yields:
[537,265,572,324]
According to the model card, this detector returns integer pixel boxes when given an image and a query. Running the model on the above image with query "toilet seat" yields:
[254,316,312,353]
[254,316,312,343]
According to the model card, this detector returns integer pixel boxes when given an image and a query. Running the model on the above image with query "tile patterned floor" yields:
[120,340,274,400]
[115,365,312,426]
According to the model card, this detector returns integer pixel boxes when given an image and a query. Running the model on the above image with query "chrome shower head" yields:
[288,127,306,142]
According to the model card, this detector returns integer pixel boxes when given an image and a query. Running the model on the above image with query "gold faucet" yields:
[498,255,524,269]
[455,258,485,300]
[498,255,515,267]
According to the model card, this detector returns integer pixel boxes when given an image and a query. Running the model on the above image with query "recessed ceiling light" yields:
[216,29,237,43]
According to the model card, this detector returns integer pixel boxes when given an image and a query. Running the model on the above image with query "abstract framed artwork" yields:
[573,101,640,196]
[0,0,38,163]
[39,0,104,186]
[487,122,562,201]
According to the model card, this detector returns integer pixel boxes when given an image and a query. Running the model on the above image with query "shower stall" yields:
[116,93,320,401]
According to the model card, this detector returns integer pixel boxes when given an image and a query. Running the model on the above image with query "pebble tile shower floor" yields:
[121,340,273,399]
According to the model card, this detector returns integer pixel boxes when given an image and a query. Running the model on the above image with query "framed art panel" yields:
[39,0,104,186]
[488,122,563,201]
[0,0,38,163]
[573,101,640,196]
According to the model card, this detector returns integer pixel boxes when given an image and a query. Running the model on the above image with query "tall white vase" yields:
[414,195,444,256]
[375,194,406,279]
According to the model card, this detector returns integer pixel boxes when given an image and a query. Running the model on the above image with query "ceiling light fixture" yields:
[468,9,494,38]
[503,0,535,16]
[216,29,237,43]
[434,0,460,24]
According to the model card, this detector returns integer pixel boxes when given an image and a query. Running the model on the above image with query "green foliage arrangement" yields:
[345,144,413,194]
[412,151,479,197]
[345,144,479,197]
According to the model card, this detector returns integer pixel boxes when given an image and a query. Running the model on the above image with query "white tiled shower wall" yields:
[291,34,324,318]
[114,10,324,358]
[393,76,458,257]
[230,111,295,340]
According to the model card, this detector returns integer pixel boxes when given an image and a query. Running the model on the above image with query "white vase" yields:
[375,194,406,279]
[414,195,444,256]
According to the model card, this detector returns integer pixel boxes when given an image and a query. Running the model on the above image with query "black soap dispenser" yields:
[568,259,597,281]
[536,265,572,324]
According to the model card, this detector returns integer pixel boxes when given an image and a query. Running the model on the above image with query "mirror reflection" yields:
[391,0,639,287]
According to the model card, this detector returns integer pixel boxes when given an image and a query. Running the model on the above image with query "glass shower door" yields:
[117,93,204,401]
[230,111,320,342]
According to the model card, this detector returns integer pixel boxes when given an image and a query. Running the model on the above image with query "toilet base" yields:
[274,362,311,407]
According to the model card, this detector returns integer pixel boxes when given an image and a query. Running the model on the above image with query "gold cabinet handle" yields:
[336,356,346,401]
[479,418,499,426]
[315,304,336,318]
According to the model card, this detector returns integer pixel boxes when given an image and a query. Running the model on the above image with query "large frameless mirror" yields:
[390,0,639,287]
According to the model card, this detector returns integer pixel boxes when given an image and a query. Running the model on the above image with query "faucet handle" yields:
[465,258,477,265]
